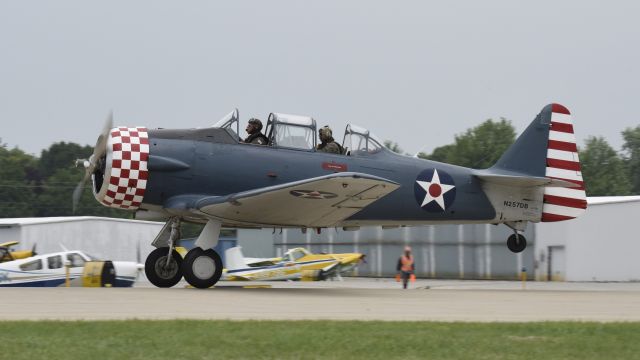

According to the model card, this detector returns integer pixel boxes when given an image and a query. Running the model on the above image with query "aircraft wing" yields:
[244,257,282,267]
[195,172,400,227]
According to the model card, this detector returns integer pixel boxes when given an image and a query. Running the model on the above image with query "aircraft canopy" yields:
[342,124,384,155]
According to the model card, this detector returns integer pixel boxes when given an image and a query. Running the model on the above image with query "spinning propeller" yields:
[72,112,113,213]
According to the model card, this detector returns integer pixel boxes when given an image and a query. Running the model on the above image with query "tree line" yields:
[0,141,128,218]
[1,120,638,218]
[388,119,640,197]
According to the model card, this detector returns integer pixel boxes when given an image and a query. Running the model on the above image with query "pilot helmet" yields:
[248,118,263,131]
[319,126,333,140]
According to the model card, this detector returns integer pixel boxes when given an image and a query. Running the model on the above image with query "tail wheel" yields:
[145,247,183,288]
[182,248,223,289]
[507,234,527,253]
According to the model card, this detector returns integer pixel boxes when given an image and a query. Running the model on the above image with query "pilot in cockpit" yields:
[316,126,343,154]
[243,118,269,145]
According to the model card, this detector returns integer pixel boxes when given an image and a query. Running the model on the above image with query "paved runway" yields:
[2,279,640,322]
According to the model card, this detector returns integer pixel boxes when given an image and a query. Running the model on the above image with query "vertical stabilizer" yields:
[224,246,248,270]
[541,104,587,221]
[489,103,587,222]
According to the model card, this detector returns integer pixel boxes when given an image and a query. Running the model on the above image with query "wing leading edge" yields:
[195,172,400,227]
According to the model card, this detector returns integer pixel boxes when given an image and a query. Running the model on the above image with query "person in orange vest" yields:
[396,246,415,289]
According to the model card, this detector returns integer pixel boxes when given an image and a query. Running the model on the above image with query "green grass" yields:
[2,320,639,360]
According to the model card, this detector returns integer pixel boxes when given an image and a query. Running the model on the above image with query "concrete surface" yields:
[2,278,640,322]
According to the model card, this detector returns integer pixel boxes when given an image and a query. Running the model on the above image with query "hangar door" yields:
[548,246,566,281]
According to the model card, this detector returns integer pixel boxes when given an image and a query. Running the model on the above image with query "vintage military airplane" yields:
[74,103,586,289]
[222,246,364,281]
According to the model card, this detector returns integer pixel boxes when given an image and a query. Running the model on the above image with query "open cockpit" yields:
[213,108,386,156]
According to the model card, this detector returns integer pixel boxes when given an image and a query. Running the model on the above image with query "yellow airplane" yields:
[0,241,36,263]
[222,246,364,281]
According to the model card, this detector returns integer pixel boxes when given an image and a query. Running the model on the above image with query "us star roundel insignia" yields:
[289,190,338,199]
[413,168,456,212]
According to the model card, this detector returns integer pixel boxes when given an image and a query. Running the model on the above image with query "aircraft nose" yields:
[92,127,150,210]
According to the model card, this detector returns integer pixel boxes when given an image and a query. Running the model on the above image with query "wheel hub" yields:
[192,255,216,280]
[155,256,178,279]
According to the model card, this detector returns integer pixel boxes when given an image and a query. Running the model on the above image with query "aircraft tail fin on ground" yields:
[488,103,586,221]
[225,246,248,271]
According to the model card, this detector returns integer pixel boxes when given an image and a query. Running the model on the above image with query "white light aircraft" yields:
[0,249,142,287]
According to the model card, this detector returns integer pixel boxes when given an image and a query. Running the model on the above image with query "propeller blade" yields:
[72,176,87,214]
[93,111,113,160]
[72,111,113,214]
[31,243,37,256]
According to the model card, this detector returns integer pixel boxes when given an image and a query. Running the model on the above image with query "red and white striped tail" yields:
[542,104,587,222]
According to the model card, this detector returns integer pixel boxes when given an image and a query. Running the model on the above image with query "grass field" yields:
[3,320,639,359]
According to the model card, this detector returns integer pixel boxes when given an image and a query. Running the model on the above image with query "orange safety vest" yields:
[400,255,414,272]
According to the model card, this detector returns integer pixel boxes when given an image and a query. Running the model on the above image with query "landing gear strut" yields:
[145,218,183,287]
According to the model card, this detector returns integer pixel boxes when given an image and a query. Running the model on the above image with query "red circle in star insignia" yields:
[428,184,442,197]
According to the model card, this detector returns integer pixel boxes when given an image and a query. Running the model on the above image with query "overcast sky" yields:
[1,1,639,157]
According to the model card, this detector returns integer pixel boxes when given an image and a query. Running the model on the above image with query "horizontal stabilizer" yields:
[473,171,581,188]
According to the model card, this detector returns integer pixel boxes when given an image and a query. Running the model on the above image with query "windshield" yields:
[343,124,383,155]
[267,113,317,150]
[66,253,86,267]
[275,124,315,149]
[212,109,240,139]
[84,253,101,261]
[290,250,306,261]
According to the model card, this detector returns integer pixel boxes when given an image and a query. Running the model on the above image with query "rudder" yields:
[541,104,587,221]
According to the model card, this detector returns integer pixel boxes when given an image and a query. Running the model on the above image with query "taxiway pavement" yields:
[2,278,640,322]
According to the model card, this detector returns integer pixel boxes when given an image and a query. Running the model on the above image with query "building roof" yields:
[0,216,162,227]
[587,196,640,205]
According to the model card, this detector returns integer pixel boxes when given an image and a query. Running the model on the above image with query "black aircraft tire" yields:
[507,234,527,253]
[182,248,223,289]
[145,247,183,288]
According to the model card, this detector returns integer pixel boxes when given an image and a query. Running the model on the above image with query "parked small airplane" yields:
[0,249,141,287]
[0,241,36,263]
[75,103,586,288]
[222,246,364,281]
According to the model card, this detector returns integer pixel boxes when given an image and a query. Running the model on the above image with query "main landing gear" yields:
[144,218,223,289]
[505,221,527,253]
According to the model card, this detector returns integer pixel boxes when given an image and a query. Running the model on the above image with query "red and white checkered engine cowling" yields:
[93,127,150,210]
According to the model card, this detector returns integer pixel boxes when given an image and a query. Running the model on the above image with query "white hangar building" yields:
[535,196,640,282]
[0,217,163,263]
